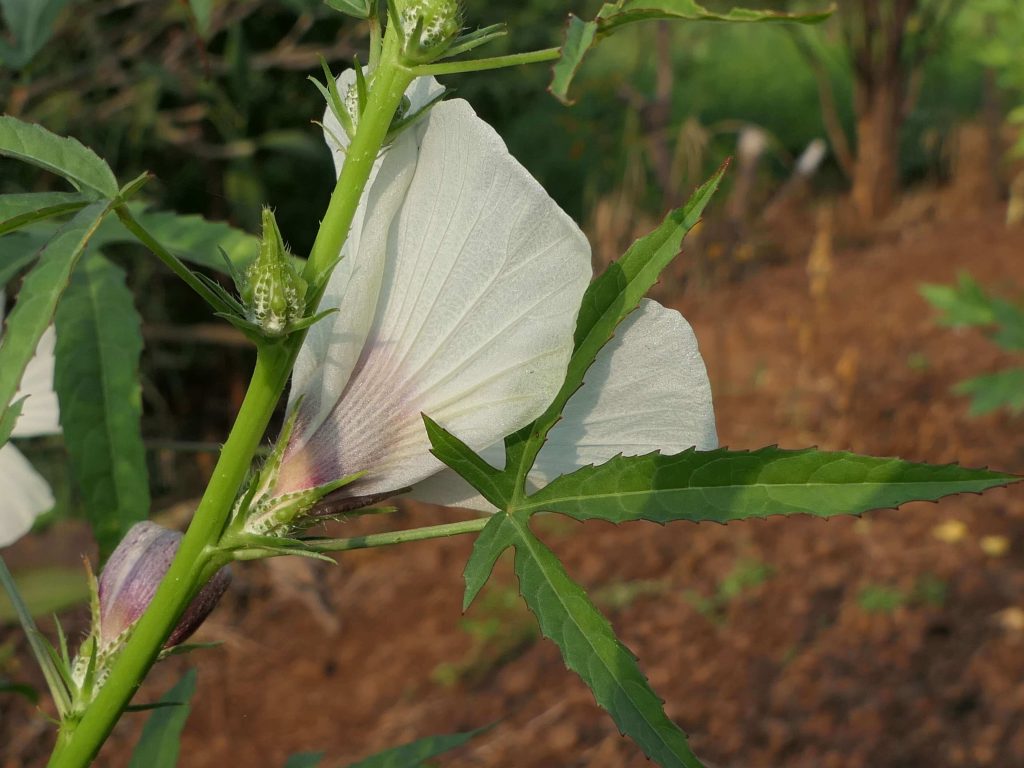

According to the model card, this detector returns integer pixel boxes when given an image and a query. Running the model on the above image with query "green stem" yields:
[114,205,228,314]
[302,517,489,553]
[47,30,416,768]
[412,47,560,76]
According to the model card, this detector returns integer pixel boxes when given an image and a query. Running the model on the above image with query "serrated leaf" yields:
[550,1,832,104]
[423,414,513,509]
[344,725,491,768]
[523,448,1020,522]
[0,0,72,68]
[921,275,1024,351]
[0,117,118,199]
[128,669,198,768]
[509,518,703,767]
[955,368,1024,416]
[0,192,88,236]
[284,753,324,768]
[461,514,517,610]
[503,165,725,486]
[55,251,149,559]
[0,202,111,430]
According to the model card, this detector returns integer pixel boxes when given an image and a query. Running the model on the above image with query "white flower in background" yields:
[272,73,717,512]
[0,298,61,546]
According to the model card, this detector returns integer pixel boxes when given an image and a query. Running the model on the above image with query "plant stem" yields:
[302,517,489,553]
[412,47,560,76]
[114,205,228,314]
[47,30,416,768]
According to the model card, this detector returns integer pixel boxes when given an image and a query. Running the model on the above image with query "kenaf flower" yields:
[264,73,716,518]
[0,297,61,546]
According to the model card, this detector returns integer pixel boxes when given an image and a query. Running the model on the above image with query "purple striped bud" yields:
[98,521,230,650]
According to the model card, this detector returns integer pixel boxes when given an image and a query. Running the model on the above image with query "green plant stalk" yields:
[46,32,415,768]
[302,517,489,553]
[412,47,560,76]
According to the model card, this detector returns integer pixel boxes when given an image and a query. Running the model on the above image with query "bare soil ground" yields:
[4,204,1024,768]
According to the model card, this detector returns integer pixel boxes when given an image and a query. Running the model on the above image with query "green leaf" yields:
[0,399,21,447]
[55,251,149,559]
[920,274,1024,351]
[0,232,43,287]
[0,0,72,68]
[128,669,198,768]
[0,202,112,431]
[0,117,118,199]
[188,0,213,36]
[423,414,513,509]
[509,518,703,767]
[461,514,517,610]
[955,368,1024,416]
[0,192,88,236]
[284,754,324,768]
[550,1,833,104]
[503,165,726,487]
[0,566,89,622]
[324,0,372,18]
[523,448,1020,522]
[344,726,490,768]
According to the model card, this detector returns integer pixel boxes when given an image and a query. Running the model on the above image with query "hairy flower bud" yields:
[98,521,231,651]
[395,0,463,63]
[239,208,308,337]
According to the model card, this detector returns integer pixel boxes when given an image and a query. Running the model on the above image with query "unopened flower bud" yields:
[98,521,230,651]
[240,208,308,337]
[396,0,463,64]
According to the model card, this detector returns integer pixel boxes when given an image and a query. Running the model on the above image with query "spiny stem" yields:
[411,47,560,76]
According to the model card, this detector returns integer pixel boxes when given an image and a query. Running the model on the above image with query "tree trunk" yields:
[850,77,903,221]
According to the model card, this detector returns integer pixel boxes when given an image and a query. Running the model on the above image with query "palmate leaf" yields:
[503,164,726,487]
[344,725,491,768]
[55,251,149,559]
[127,669,198,768]
[550,1,833,104]
[0,202,112,430]
[0,116,118,199]
[521,448,1020,521]
[510,518,703,768]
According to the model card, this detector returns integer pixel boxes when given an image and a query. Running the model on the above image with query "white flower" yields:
[275,74,716,510]
[0,297,61,546]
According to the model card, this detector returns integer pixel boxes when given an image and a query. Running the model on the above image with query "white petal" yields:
[280,99,591,495]
[322,70,444,173]
[12,326,61,437]
[0,443,54,547]
[413,300,717,511]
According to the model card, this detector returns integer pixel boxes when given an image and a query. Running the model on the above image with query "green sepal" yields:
[438,23,508,60]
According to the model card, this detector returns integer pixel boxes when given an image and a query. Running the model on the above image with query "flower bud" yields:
[239,208,308,337]
[395,0,463,63]
[98,521,230,651]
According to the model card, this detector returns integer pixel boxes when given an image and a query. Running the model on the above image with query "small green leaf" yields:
[955,368,1024,416]
[523,448,1020,522]
[344,725,491,768]
[55,251,149,559]
[0,192,88,236]
[0,399,22,447]
[128,669,198,768]
[509,518,703,767]
[550,1,832,104]
[188,0,213,36]
[0,0,72,68]
[462,514,517,610]
[0,202,112,431]
[284,753,324,768]
[0,117,118,199]
[423,414,514,508]
[324,0,372,18]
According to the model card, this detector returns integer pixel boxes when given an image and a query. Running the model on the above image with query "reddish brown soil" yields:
[4,205,1024,768]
